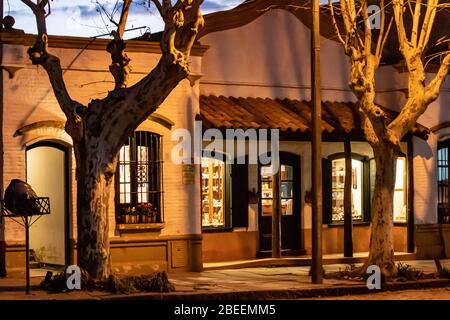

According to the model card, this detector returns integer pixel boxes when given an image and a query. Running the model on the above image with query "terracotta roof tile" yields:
[199,95,430,140]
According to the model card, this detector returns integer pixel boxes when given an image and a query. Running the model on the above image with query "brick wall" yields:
[0,36,202,244]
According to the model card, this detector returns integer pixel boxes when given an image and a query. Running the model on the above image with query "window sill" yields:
[327,221,370,228]
[327,221,408,227]
[202,227,233,233]
[117,223,165,232]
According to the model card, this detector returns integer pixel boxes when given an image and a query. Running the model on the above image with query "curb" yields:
[101,278,450,300]
[203,254,417,271]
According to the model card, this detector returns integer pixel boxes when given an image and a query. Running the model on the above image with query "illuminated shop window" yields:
[331,159,364,222]
[393,158,407,223]
[326,155,407,224]
[260,165,294,216]
[201,157,230,228]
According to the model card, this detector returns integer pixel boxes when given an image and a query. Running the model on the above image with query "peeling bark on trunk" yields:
[21,0,204,280]
[365,145,397,277]
[107,38,131,89]
[75,145,116,279]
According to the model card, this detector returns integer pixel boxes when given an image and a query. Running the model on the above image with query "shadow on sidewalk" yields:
[0,285,41,292]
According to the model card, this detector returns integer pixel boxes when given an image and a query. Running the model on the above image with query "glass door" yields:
[258,153,301,253]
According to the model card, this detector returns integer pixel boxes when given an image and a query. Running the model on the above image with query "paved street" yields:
[1,259,450,300]
[315,287,450,300]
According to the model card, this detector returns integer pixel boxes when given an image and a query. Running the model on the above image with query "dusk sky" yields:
[6,0,245,38]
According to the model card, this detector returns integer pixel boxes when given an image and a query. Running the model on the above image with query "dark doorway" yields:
[258,152,302,255]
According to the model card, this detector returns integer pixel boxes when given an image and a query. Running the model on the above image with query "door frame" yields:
[26,141,71,266]
[257,151,302,255]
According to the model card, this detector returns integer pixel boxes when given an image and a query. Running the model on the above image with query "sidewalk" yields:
[1,259,450,300]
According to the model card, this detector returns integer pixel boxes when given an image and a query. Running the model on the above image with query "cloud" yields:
[202,0,243,12]
[9,0,246,37]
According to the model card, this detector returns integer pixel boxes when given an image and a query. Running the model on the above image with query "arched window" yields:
[438,140,450,223]
[115,131,163,224]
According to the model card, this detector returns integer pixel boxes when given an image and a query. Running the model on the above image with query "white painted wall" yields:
[200,9,355,102]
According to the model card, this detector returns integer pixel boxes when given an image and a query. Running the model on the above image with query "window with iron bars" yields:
[115,131,164,224]
[438,140,450,223]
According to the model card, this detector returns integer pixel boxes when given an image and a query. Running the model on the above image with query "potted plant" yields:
[118,209,127,224]
[131,207,139,223]
[120,207,129,224]
[151,208,159,223]
[138,203,153,223]
[122,206,137,224]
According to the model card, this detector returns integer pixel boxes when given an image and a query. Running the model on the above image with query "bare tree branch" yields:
[117,0,132,38]
[21,0,37,10]
[361,0,375,62]
[21,0,85,139]
[106,0,133,89]
[151,0,164,16]
[418,0,438,51]
[328,0,346,46]
[393,0,412,59]
[411,0,422,46]
[22,0,48,36]
[376,17,393,65]
[388,0,450,140]
[425,53,450,100]
[375,0,393,64]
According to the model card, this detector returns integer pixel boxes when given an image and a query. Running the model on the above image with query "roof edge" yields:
[197,0,338,41]
[0,32,209,57]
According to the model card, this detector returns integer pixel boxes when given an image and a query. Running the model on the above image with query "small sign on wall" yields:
[182,164,195,185]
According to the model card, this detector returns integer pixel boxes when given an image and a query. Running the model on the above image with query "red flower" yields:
[138,202,153,209]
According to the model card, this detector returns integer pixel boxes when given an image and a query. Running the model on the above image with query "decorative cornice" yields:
[147,113,175,130]
[187,74,203,87]
[431,122,450,133]
[1,65,23,79]
[14,115,174,136]
[14,120,66,137]
[0,32,209,57]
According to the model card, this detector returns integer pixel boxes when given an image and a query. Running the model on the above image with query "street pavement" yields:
[0,260,449,300]
[314,287,450,300]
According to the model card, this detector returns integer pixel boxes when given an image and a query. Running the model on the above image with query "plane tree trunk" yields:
[329,0,450,278]
[75,152,115,279]
[21,0,205,280]
[365,145,397,277]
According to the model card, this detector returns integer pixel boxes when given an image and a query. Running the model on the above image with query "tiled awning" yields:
[198,95,430,140]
